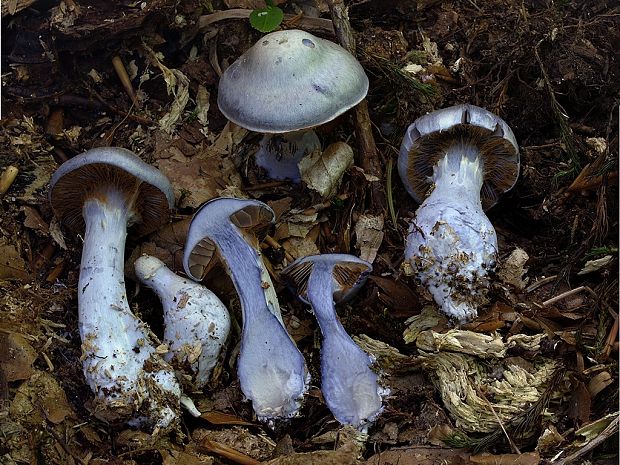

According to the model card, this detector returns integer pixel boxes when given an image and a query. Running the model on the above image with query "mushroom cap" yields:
[49,147,174,235]
[398,104,520,210]
[183,197,275,281]
[282,253,372,304]
[217,29,369,133]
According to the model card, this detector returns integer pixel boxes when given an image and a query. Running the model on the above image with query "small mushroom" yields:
[282,254,384,429]
[134,255,231,389]
[398,104,519,322]
[49,147,181,430]
[182,197,308,421]
[217,29,368,182]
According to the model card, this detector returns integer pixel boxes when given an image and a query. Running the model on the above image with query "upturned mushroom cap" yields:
[282,254,372,305]
[183,198,275,281]
[217,29,369,133]
[49,147,174,235]
[398,104,520,210]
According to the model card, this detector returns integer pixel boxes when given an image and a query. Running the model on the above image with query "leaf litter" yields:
[0,0,618,464]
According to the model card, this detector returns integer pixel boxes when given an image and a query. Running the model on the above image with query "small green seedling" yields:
[250,0,284,33]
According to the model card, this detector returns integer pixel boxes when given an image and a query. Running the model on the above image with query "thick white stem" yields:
[134,255,230,389]
[79,192,180,429]
[405,146,498,322]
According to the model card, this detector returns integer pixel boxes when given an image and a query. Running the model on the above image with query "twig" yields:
[525,275,558,293]
[542,286,586,307]
[197,9,334,35]
[325,0,385,213]
[476,386,521,454]
[553,415,619,465]
[198,438,261,465]
[0,165,19,196]
[386,157,397,228]
[111,55,137,104]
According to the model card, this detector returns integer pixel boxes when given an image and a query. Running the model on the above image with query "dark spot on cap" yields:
[275,56,282,64]
[262,40,269,46]
[302,38,315,48]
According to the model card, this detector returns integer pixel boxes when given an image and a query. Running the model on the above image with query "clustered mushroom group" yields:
[49,29,519,432]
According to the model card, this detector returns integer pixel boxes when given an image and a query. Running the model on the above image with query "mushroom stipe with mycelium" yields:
[282,254,386,430]
[217,29,368,182]
[398,104,520,323]
[49,147,181,431]
[133,255,231,391]
[182,197,309,422]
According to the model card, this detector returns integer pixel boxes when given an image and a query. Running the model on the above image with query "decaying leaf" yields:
[577,255,614,275]
[195,85,211,128]
[9,370,74,425]
[0,239,30,282]
[535,425,564,454]
[369,275,420,317]
[497,247,530,290]
[299,141,353,199]
[200,411,256,426]
[354,214,384,264]
[365,446,469,465]
[573,412,619,446]
[143,44,190,133]
[193,427,276,461]
[469,452,540,465]
[0,332,37,381]
[587,370,613,398]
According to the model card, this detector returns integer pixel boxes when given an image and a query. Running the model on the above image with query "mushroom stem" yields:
[255,130,321,182]
[305,263,384,429]
[134,255,230,389]
[405,145,498,323]
[219,229,308,420]
[79,191,180,428]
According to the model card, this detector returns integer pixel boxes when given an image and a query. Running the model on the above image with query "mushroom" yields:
[217,29,368,182]
[398,104,519,323]
[282,254,384,429]
[182,197,308,421]
[49,147,181,430]
[134,255,231,389]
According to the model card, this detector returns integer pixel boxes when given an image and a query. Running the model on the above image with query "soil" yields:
[0,1,618,464]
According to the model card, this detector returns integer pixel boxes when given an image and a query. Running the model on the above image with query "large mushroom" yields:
[398,104,519,322]
[182,197,308,421]
[49,147,181,430]
[134,255,230,390]
[282,254,384,429]
[217,29,368,182]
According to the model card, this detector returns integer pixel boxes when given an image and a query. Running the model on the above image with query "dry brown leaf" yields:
[568,380,591,425]
[9,370,74,425]
[365,446,469,465]
[354,214,384,264]
[470,452,540,465]
[22,205,49,233]
[0,332,37,381]
[0,239,31,281]
[369,275,420,317]
[200,411,256,426]
[587,371,613,398]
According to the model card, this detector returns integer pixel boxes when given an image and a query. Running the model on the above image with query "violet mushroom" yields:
[282,254,385,429]
[182,197,308,421]
[49,147,181,429]
[398,104,519,323]
[134,255,230,390]
[217,29,368,181]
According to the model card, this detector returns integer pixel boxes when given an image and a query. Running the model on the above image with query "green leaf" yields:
[249,5,284,33]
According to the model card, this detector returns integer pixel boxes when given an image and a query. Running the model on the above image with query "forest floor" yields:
[0,0,618,464]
